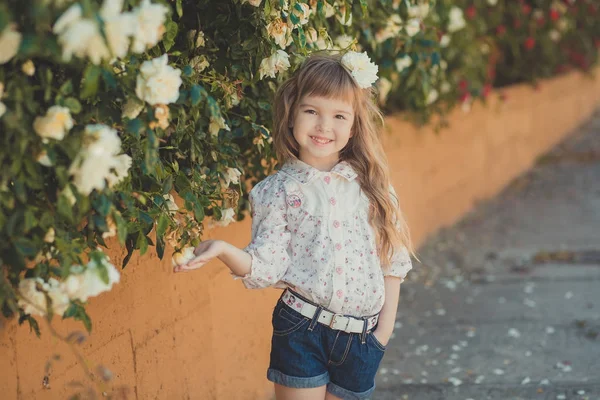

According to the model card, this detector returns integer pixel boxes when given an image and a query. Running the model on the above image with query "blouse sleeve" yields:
[236,177,292,289]
[383,185,413,281]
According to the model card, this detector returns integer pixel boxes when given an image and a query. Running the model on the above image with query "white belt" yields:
[281,289,379,334]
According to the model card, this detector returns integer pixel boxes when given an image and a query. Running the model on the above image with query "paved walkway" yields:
[374,109,600,400]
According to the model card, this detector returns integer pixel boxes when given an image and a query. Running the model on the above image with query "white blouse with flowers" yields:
[238,159,413,317]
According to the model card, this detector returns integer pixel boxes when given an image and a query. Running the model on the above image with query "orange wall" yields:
[1,68,600,399]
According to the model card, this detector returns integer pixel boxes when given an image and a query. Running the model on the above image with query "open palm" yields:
[172,240,223,273]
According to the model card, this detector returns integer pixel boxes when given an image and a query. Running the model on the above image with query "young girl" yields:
[174,52,414,400]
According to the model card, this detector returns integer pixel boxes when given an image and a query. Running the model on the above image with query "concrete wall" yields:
[2,68,600,399]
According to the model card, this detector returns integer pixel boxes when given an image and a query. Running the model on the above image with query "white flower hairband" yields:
[341,51,379,89]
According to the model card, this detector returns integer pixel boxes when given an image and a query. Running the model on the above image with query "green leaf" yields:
[163,20,178,52]
[176,0,183,17]
[136,232,148,256]
[156,213,169,238]
[59,80,74,96]
[190,84,204,106]
[80,65,101,99]
[64,97,82,114]
[113,211,127,246]
[156,237,165,259]
[14,238,37,257]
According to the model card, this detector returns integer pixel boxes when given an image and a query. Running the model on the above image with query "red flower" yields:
[513,19,522,29]
[466,6,477,19]
[549,9,560,21]
[482,84,492,98]
[537,16,546,27]
[524,37,535,50]
[589,5,598,15]
[459,92,471,103]
[522,4,532,15]
[458,79,469,92]
[496,25,507,35]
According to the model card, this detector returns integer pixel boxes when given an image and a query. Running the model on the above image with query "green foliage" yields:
[0,0,598,334]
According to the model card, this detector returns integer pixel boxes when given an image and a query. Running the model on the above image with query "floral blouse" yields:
[238,158,413,317]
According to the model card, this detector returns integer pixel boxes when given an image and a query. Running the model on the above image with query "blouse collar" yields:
[281,158,358,185]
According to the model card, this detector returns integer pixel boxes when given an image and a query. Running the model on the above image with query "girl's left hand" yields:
[372,328,391,347]
[173,240,224,273]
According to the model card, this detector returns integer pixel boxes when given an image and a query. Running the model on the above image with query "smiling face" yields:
[291,95,355,171]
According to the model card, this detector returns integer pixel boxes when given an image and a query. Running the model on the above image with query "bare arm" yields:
[173,239,252,277]
[373,276,402,345]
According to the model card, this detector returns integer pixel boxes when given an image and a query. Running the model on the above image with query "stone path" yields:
[374,109,600,400]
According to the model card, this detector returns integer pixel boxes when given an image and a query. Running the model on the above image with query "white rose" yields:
[217,208,236,227]
[53,4,83,35]
[61,185,77,206]
[377,78,392,105]
[17,278,48,316]
[375,15,402,43]
[408,3,430,19]
[103,12,136,59]
[223,167,242,187]
[267,18,292,49]
[130,0,169,53]
[209,115,230,136]
[258,50,290,80]
[405,18,421,37]
[448,7,466,33]
[33,106,74,141]
[336,12,352,26]
[36,150,53,167]
[292,3,311,25]
[122,97,145,119]
[440,34,451,48]
[557,18,569,33]
[549,29,561,42]
[63,257,120,302]
[56,17,111,64]
[395,55,412,72]
[441,81,451,94]
[102,215,117,239]
[22,60,35,76]
[334,34,354,50]
[104,154,132,187]
[164,193,179,214]
[341,51,379,89]
[324,2,335,17]
[44,228,56,243]
[47,278,71,316]
[0,24,22,64]
[305,27,318,45]
[135,54,182,105]
[426,88,439,105]
[68,124,131,195]
[487,0,498,5]
[172,246,196,267]
[315,33,333,50]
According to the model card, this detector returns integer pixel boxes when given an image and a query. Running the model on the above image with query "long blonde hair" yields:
[272,53,413,267]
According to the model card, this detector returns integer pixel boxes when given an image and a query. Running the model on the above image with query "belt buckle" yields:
[329,314,343,329]
[330,313,350,331]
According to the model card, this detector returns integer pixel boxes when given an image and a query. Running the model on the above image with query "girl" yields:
[174,52,414,400]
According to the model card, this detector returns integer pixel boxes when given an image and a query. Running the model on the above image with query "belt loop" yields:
[308,306,322,331]
[360,317,368,344]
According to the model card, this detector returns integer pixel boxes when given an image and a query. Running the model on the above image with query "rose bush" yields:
[0,0,598,339]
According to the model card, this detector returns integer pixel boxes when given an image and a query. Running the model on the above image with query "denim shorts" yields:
[267,291,387,400]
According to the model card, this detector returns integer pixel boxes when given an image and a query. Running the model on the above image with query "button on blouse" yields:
[238,158,413,317]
